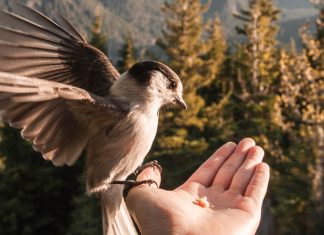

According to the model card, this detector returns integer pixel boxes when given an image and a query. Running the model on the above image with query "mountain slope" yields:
[206,0,318,43]
[0,0,320,61]
[0,0,165,60]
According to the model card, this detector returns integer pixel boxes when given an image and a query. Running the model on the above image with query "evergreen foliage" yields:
[118,34,137,72]
[277,3,324,232]
[153,0,228,187]
[90,16,108,53]
[0,126,81,235]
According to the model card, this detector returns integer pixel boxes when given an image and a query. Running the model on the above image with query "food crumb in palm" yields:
[194,196,210,208]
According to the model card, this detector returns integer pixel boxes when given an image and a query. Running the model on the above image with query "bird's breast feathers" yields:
[85,107,159,192]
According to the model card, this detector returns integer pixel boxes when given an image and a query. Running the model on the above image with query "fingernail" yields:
[224,142,236,148]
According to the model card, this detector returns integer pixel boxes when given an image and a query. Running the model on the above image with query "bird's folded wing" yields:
[0,1,120,96]
[0,72,128,166]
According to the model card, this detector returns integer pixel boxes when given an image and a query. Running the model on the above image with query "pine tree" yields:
[224,1,313,234]
[118,34,137,73]
[233,0,324,233]
[0,126,81,235]
[278,2,324,232]
[158,0,210,129]
[201,17,231,145]
[153,0,224,187]
[225,0,281,146]
[229,0,284,149]
[66,178,101,235]
[301,6,324,231]
[310,7,324,231]
[277,49,320,234]
[233,0,280,95]
[90,16,108,53]
[229,1,324,234]
[203,17,228,89]
[224,2,283,176]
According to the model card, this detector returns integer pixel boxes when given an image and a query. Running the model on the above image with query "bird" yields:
[0,2,186,235]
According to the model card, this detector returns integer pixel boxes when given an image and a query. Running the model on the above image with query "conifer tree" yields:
[118,34,137,72]
[204,18,227,88]
[66,178,101,235]
[278,3,324,231]
[90,16,108,53]
[309,5,324,229]
[300,5,324,227]
[0,126,81,235]
[248,0,323,234]
[228,0,284,157]
[233,0,280,95]
[277,49,321,234]
[201,18,231,145]
[154,0,207,185]
[225,0,281,147]
[226,1,310,234]
[229,2,323,234]
[153,0,229,187]
[158,0,210,130]
[225,2,283,180]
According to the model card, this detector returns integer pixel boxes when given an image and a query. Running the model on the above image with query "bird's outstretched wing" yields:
[0,3,126,166]
[0,72,128,166]
[0,2,119,94]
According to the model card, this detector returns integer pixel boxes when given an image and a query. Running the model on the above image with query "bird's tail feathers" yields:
[101,186,138,235]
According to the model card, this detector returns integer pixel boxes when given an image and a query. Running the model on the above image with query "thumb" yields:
[136,165,162,188]
[126,165,163,232]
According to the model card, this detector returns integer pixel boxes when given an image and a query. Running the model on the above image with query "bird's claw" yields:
[134,160,162,176]
[111,179,159,197]
[110,160,161,197]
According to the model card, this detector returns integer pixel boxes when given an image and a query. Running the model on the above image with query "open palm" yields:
[127,138,270,235]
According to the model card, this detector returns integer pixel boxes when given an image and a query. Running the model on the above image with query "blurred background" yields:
[0,0,323,234]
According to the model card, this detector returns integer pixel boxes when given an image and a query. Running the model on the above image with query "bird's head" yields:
[112,61,186,111]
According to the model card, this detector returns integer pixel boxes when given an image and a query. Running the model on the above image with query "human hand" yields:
[126,138,270,235]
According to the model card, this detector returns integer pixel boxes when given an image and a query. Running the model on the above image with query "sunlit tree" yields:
[153,0,228,187]
[118,34,137,72]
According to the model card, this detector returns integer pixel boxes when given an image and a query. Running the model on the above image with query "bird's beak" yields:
[175,96,187,110]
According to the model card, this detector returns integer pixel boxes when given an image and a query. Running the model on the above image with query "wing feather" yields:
[0,72,128,166]
[0,3,125,167]
[0,3,120,94]
[9,102,60,128]
[33,108,66,144]
[6,103,42,124]
[53,13,86,42]
[11,2,79,41]
[19,105,56,140]
[0,26,70,50]
[0,10,71,43]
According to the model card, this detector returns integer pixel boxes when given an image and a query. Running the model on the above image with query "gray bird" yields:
[0,2,186,235]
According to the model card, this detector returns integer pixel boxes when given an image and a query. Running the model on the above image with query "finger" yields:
[229,146,265,194]
[136,165,162,188]
[245,163,270,205]
[183,142,237,187]
[212,138,256,189]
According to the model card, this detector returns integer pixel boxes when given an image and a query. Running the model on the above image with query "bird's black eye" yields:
[168,81,177,90]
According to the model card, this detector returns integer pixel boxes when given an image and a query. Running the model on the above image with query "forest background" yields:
[0,0,323,234]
